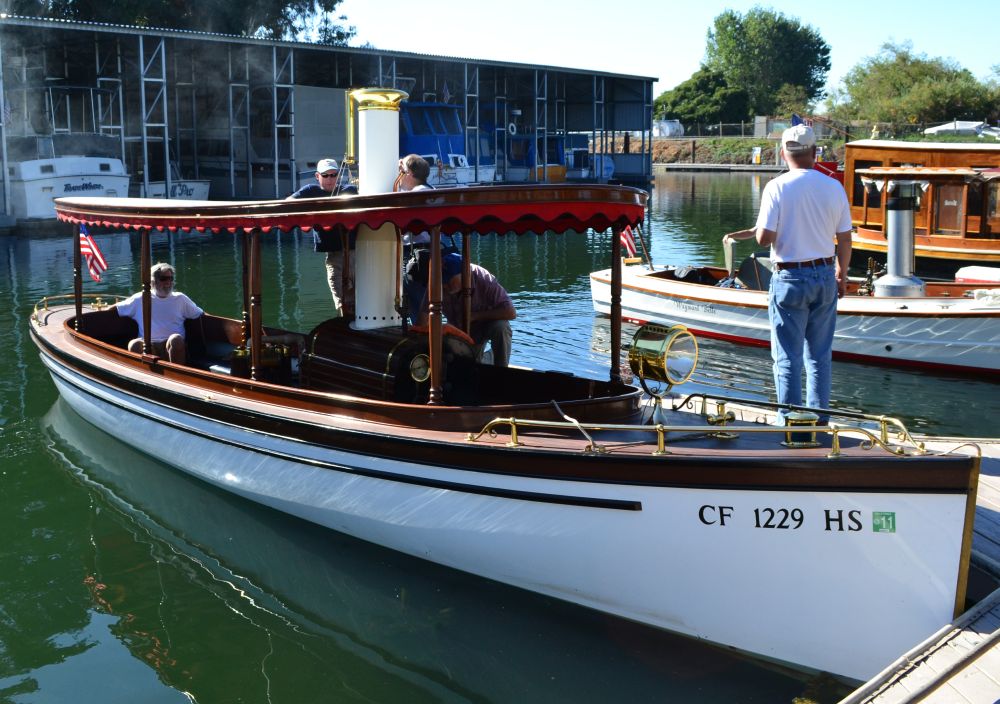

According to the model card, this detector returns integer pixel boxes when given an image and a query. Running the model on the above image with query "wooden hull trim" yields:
[32,323,978,494]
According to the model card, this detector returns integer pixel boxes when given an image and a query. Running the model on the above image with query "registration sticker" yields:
[873,512,896,533]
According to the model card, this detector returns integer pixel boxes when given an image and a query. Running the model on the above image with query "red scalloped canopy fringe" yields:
[54,184,647,236]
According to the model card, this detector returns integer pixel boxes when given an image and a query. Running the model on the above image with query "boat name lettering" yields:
[170,183,195,197]
[676,301,717,315]
[699,506,888,533]
[63,182,104,193]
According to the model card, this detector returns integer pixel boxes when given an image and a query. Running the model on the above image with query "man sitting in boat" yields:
[413,253,516,367]
[116,263,203,364]
[286,158,358,316]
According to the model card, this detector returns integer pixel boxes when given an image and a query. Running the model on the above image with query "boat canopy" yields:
[54,184,646,236]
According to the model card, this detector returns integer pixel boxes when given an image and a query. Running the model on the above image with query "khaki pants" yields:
[325,252,354,316]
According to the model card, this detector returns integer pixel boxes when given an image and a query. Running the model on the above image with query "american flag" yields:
[79,225,108,282]
[620,225,637,258]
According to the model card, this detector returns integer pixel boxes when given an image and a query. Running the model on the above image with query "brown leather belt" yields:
[774,256,834,270]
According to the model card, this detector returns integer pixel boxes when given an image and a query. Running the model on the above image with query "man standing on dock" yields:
[722,124,852,422]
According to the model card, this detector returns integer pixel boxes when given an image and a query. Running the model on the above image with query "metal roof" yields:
[0,13,657,82]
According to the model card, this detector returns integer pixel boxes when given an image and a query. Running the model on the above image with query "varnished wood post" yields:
[248,228,263,380]
[960,182,969,238]
[340,228,352,318]
[461,229,472,337]
[427,225,444,405]
[240,231,250,347]
[73,224,82,329]
[610,224,622,383]
[140,229,152,354]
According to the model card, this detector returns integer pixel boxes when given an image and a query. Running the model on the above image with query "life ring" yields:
[508,122,517,136]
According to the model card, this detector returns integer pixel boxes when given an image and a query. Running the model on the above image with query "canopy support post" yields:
[140,228,152,355]
[462,230,472,337]
[73,224,82,329]
[248,228,263,380]
[427,225,444,405]
[610,224,622,383]
[240,230,250,347]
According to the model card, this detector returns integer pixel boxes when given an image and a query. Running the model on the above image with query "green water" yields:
[2,172,994,703]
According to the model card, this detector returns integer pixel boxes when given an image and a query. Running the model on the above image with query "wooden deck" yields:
[841,440,1000,703]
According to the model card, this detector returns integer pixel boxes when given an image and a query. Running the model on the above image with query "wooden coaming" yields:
[30,303,980,494]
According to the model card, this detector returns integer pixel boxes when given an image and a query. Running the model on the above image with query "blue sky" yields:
[336,0,998,99]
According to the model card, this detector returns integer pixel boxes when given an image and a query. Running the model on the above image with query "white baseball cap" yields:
[316,158,339,173]
[781,124,816,154]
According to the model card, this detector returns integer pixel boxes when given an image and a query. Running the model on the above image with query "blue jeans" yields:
[768,263,837,422]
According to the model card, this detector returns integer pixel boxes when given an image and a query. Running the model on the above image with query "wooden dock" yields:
[840,439,1000,703]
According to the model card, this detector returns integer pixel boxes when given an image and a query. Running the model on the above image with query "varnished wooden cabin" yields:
[844,139,1000,276]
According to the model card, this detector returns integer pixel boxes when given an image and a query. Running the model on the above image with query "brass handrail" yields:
[671,391,926,452]
[32,293,125,325]
[467,416,926,458]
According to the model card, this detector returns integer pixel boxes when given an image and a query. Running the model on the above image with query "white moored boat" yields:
[28,89,984,683]
[8,145,129,220]
[591,263,1000,377]
[593,166,1000,378]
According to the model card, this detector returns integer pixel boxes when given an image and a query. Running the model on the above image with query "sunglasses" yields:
[319,172,338,178]
[157,276,174,281]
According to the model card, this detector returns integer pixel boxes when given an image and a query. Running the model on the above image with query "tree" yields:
[705,7,830,116]
[828,43,1000,124]
[654,67,749,125]
[7,0,355,42]
[773,84,813,118]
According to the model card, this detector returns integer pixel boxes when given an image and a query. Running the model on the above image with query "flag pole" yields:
[634,224,653,269]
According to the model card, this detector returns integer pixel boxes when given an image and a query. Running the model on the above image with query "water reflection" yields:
[35,400,831,703]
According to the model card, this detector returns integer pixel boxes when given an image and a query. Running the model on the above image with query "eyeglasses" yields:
[319,172,338,178]
[157,276,174,281]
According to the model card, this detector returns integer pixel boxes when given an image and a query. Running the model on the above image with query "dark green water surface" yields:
[2,172,995,703]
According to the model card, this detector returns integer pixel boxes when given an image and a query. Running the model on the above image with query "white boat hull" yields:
[141,180,211,200]
[40,348,971,681]
[9,156,129,220]
[591,267,1000,375]
[427,164,496,187]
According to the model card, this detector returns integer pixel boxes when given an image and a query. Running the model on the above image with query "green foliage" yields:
[654,67,750,124]
[705,6,830,116]
[829,42,1000,123]
[8,0,355,41]
[773,83,812,118]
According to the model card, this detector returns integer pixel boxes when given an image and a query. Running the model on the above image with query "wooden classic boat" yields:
[27,92,984,682]
[28,186,984,683]
[845,140,1000,276]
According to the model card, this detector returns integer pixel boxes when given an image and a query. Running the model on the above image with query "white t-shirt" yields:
[754,168,852,263]
[116,291,203,341]
[403,183,433,245]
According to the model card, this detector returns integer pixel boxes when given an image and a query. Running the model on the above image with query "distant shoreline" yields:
[653,163,786,173]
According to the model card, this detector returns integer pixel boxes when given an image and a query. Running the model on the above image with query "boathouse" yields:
[0,14,654,221]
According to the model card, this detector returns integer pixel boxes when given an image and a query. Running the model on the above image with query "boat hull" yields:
[141,180,212,200]
[9,156,129,220]
[427,164,496,187]
[590,267,1000,376]
[32,307,977,682]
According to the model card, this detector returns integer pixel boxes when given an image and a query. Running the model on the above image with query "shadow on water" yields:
[25,399,845,703]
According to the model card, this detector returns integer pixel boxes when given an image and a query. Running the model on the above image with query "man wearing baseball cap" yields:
[722,124,852,423]
[287,158,358,315]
